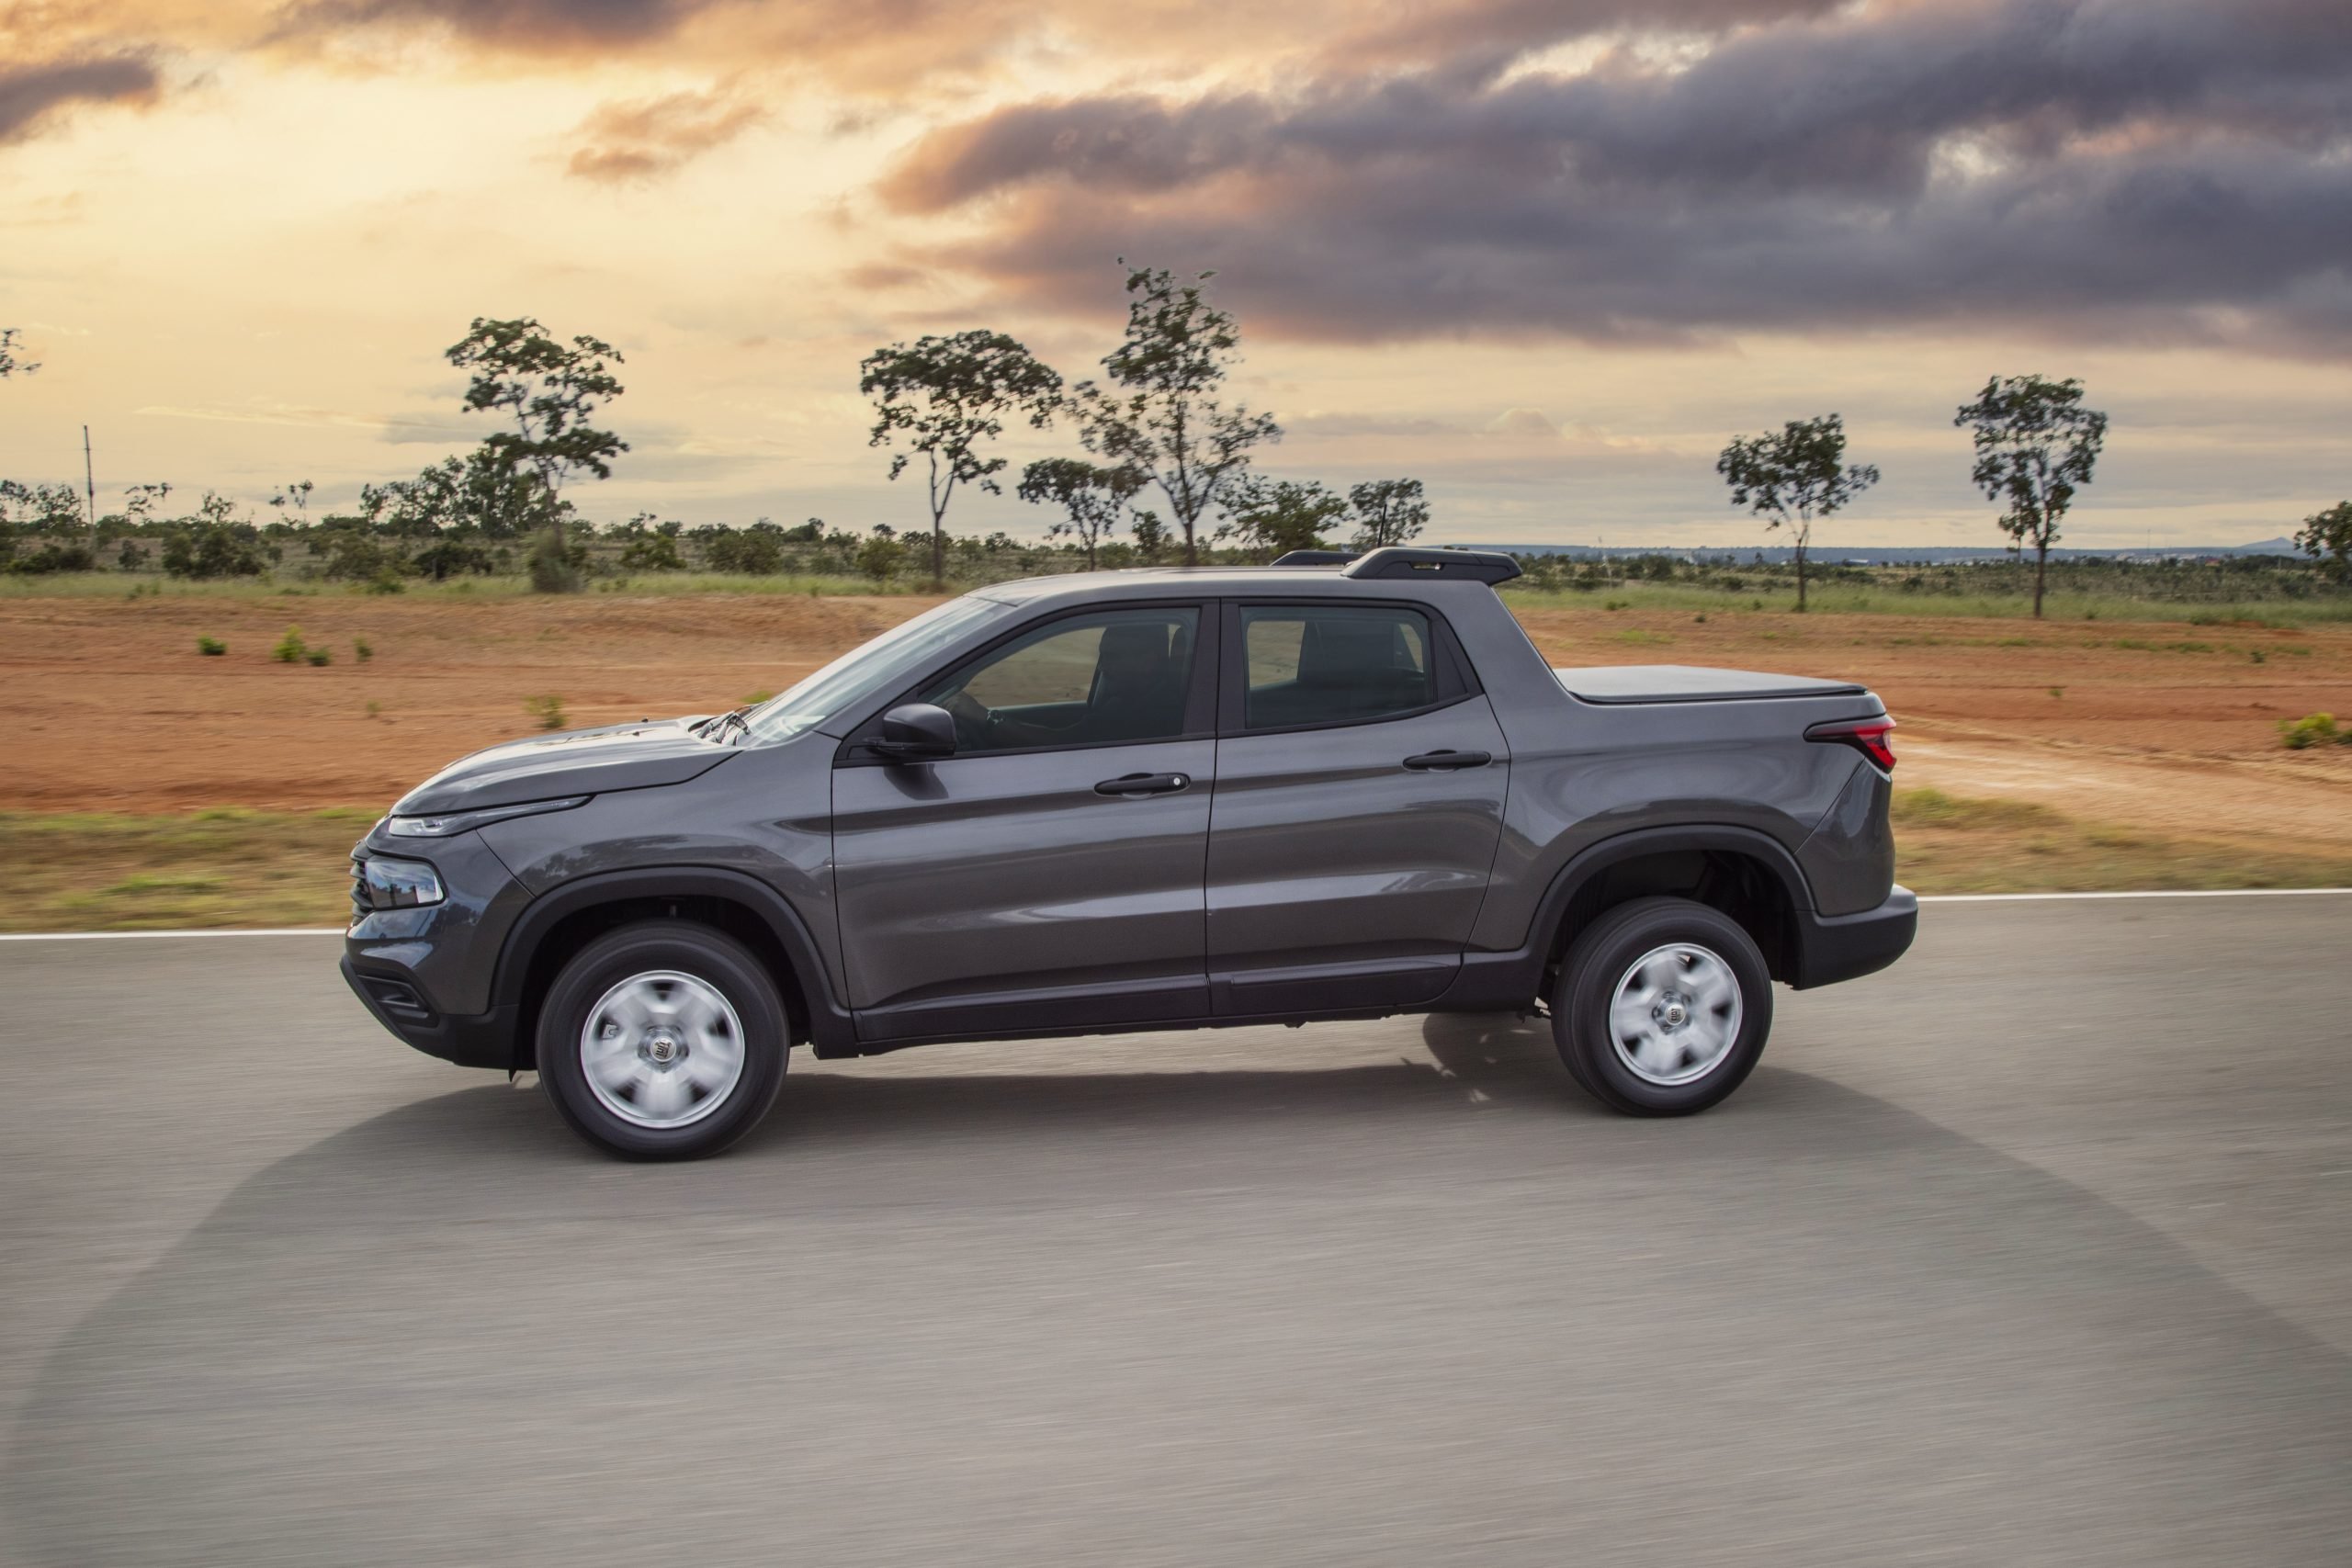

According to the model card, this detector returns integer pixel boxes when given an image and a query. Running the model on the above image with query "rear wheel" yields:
[537,921,787,1159]
[1551,897,1772,1116]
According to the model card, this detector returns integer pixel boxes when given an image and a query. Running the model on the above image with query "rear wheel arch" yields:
[489,868,849,1066]
[1538,828,1810,989]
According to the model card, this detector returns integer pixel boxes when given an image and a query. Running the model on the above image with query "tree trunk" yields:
[1182,517,1198,568]
[1794,540,1808,613]
[2033,539,2049,619]
[930,520,945,591]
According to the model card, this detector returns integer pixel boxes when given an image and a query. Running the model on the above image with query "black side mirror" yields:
[869,702,957,761]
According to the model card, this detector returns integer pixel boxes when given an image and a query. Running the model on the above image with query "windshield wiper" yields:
[697,705,752,744]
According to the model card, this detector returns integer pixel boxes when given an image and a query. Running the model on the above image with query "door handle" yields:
[1403,750,1491,772]
[1095,772,1190,796]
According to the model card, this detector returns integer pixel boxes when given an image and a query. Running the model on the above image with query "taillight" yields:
[1806,716,1896,772]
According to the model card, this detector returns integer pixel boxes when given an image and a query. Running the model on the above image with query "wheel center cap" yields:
[1661,1001,1689,1028]
[646,1034,680,1064]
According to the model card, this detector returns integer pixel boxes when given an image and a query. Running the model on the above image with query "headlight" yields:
[385,795,590,838]
[351,854,445,910]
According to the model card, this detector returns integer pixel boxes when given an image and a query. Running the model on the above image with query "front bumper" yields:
[343,825,533,1070]
[1792,884,1917,989]
[341,956,523,1069]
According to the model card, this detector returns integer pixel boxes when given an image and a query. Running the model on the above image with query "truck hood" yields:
[1557,664,1868,705]
[391,717,737,817]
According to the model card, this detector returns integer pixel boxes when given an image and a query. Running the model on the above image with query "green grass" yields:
[0,809,372,932]
[1499,579,2352,625]
[1892,788,2352,894]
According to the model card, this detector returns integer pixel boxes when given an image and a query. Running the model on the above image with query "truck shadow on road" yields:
[10,1019,2352,1567]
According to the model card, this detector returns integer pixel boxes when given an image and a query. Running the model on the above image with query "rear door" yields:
[832,603,1216,1043]
[1204,599,1510,1016]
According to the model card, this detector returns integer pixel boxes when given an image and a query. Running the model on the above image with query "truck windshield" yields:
[741,595,1016,745]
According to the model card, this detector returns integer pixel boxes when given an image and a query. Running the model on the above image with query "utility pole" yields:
[83,425,96,534]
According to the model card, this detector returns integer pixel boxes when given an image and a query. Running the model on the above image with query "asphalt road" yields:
[4,897,2349,1566]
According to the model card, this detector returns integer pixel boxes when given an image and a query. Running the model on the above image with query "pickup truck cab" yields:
[344,547,1915,1158]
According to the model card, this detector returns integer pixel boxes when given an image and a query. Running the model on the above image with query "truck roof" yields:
[974,547,1523,607]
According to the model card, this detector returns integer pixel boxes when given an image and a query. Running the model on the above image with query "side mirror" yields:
[870,702,957,761]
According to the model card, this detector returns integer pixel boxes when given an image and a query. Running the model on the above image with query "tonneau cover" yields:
[1556,664,1867,705]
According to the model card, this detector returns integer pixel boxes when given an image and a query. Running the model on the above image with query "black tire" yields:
[1551,896,1772,1117]
[536,920,787,1160]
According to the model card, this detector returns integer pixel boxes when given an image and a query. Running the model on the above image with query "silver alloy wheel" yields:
[578,969,747,1130]
[1608,942,1744,1087]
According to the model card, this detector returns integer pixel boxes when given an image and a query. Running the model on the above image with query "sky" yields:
[2,0,2347,549]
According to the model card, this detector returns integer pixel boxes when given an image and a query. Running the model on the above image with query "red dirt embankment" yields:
[6,592,2349,850]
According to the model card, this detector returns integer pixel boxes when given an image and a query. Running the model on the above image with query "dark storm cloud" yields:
[883,0,2352,355]
[271,0,717,50]
[0,53,161,145]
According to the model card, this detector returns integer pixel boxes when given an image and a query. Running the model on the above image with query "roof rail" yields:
[1270,549,1360,567]
[1340,547,1522,585]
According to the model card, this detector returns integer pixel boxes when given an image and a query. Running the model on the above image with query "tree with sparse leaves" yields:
[1018,457,1142,570]
[2297,500,2352,582]
[1348,478,1429,551]
[1954,375,2108,619]
[1072,265,1281,567]
[0,328,37,380]
[1217,476,1351,562]
[445,317,628,590]
[1716,413,1880,613]
[862,330,1063,589]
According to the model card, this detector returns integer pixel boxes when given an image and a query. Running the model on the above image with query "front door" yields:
[1205,600,1510,1015]
[833,604,1215,1043]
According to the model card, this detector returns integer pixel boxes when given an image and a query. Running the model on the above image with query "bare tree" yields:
[1071,265,1280,566]
[446,317,628,590]
[1716,413,1880,612]
[1954,376,2108,619]
[1348,478,1430,550]
[862,331,1063,588]
[1018,457,1141,570]
[0,328,37,380]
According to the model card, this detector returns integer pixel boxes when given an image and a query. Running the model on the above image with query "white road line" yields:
[0,928,345,941]
[1922,888,2352,903]
[4,886,2350,942]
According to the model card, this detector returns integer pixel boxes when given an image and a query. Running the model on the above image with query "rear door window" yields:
[1239,604,1438,730]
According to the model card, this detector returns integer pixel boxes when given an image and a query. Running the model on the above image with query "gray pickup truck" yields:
[344,547,1915,1158]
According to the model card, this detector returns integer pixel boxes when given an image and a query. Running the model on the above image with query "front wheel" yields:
[537,921,787,1159]
[1551,897,1772,1116]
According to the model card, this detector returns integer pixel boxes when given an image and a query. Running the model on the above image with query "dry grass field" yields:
[5,581,2349,929]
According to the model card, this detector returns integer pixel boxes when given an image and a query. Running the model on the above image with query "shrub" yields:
[620,533,686,572]
[271,626,307,664]
[2278,712,2340,750]
[8,542,97,574]
[354,637,373,662]
[162,521,270,580]
[526,526,582,593]
[197,636,226,657]
[703,529,784,574]
[525,694,566,731]
[304,647,333,667]
[364,569,405,595]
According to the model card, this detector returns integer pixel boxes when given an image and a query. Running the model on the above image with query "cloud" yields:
[271,0,718,52]
[877,0,2352,357]
[565,85,763,182]
[0,52,162,144]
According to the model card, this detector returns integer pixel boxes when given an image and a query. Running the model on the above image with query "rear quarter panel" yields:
[1445,599,1883,953]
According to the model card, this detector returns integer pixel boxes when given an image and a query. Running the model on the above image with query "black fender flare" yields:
[488,865,856,1051]
[1442,824,1818,1010]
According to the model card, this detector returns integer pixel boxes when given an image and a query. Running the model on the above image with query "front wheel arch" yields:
[489,868,854,1066]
